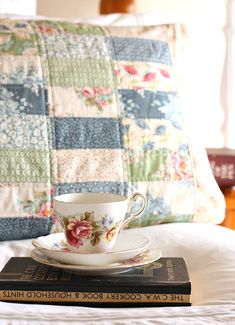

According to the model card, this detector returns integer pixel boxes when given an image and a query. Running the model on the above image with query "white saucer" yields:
[32,232,150,266]
[31,248,162,275]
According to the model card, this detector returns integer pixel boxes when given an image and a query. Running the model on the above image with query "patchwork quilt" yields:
[0,20,223,240]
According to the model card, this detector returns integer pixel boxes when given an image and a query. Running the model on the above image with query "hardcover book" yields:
[207,148,235,187]
[0,257,191,307]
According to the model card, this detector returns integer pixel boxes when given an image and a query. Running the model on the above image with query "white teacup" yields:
[54,192,147,254]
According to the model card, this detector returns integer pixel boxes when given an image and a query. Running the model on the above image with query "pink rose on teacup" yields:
[66,217,93,248]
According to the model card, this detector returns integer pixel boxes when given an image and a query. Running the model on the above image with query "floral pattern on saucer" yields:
[121,251,150,265]
[32,232,151,266]
[31,247,161,275]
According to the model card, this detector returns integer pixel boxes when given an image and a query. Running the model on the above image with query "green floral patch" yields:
[0,32,37,56]
[127,147,193,182]
[127,149,168,182]
[46,58,114,87]
[34,20,105,36]
[0,149,50,183]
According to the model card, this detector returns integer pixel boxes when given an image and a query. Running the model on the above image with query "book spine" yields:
[207,154,235,187]
[0,290,191,307]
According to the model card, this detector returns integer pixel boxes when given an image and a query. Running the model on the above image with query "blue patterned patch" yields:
[55,181,128,196]
[51,117,123,149]
[119,90,178,119]
[110,38,172,65]
[0,217,53,241]
[159,100,184,129]
[0,115,49,149]
[0,85,48,115]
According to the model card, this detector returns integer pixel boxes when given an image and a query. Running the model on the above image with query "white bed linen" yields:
[0,223,235,324]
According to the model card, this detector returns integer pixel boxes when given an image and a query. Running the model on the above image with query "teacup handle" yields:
[119,192,147,232]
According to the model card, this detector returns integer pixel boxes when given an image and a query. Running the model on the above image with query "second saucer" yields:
[32,231,150,266]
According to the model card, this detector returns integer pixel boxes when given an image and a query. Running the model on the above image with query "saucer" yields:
[31,248,162,275]
[32,232,150,266]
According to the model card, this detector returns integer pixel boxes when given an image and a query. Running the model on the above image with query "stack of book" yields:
[207,148,235,188]
[0,257,191,307]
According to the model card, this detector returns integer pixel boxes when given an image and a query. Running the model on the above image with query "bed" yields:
[0,1,235,324]
[0,223,235,324]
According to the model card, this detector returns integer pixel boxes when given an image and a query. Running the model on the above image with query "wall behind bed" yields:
[37,0,99,19]
[36,0,226,20]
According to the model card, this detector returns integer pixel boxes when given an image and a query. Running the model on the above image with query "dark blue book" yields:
[0,257,191,307]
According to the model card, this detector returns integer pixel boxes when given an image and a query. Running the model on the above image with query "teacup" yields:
[54,192,146,254]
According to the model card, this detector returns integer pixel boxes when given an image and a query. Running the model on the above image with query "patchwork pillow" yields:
[0,18,225,240]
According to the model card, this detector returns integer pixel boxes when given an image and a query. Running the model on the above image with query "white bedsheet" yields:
[0,302,235,324]
[0,223,235,324]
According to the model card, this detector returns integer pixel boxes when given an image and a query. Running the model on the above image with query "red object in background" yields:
[99,0,137,14]
[207,148,235,230]
[207,148,235,188]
